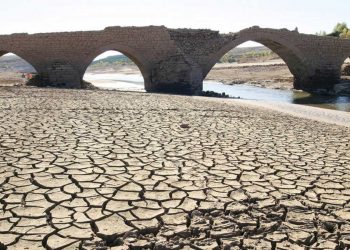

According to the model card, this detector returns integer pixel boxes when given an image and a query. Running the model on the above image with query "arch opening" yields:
[0,52,38,87]
[83,50,145,91]
[204,41,295,90]
[341,57,350,80]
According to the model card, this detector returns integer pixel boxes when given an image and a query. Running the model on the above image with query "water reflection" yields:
[203,81,350,112]
[291,92,350,112]
[203,81,295,102]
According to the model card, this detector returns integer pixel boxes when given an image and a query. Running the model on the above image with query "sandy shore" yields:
[0,72,26,86]
[86,65,141,75]
[0,87,349,249]
[206,60,294,89]
[202,97,350,128]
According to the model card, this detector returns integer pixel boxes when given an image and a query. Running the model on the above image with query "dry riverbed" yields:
[205,61,294,90]
[0,87,350,249]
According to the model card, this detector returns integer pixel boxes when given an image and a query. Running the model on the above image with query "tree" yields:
[333,22,348,33]
[330,22,349,38]
[340,28,350,39]
[315,31,327,36]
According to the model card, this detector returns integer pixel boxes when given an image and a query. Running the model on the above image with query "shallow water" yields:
[85,73,145,91]
[84,73,350,112]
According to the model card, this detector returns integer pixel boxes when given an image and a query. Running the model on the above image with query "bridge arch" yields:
[203,29,311,89]
[0,50,39,73]
[81,43,151,87]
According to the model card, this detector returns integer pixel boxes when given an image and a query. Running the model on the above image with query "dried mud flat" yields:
[0,87,350,250]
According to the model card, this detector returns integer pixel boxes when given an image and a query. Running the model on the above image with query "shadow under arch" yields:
[82,44,150,86]
[0,50,39,73]
[203,31,310,89]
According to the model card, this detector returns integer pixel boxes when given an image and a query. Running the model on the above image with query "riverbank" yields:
[86,60,295,90]
[0,86,350,249]
[200,96,350,128]
[86,60,350,92]
[205,60,294,90]
[0,72,26,86]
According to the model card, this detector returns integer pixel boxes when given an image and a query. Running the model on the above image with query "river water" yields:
[84,73,350,112]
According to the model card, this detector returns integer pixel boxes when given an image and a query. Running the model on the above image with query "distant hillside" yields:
[0,55,36,73]
[228,46,271,56]
[86,54,133,72]
[219,46,279,63]
[91,54,132,65]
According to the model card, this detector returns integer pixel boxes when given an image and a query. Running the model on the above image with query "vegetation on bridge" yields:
[316,22,350,38]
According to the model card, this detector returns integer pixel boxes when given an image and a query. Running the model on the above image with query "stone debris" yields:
[0,87,349,249]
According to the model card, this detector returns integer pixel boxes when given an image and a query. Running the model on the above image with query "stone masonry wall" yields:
[169,26,350,91]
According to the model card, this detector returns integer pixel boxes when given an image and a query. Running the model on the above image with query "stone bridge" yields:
[1,26,350,95]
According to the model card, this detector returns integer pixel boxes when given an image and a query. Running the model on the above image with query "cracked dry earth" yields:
[0,87,350,250]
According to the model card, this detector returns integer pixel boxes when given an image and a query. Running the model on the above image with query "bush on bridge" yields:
[330,22,350,38]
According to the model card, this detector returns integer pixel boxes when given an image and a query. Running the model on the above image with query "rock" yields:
[180,124,190,129]
[342,63,350,76]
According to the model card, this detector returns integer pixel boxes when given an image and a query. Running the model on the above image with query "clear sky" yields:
[0,0,349,35]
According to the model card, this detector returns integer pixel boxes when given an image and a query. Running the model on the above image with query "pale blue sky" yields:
[0,0,348,35]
